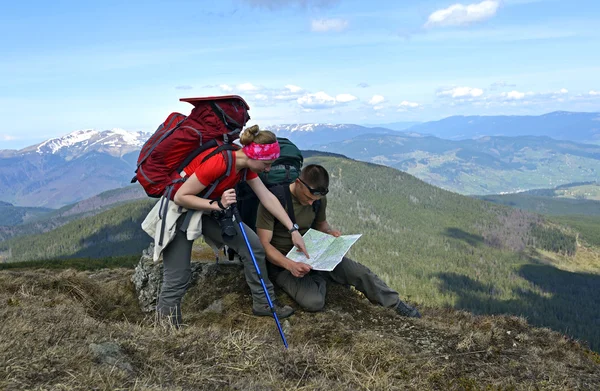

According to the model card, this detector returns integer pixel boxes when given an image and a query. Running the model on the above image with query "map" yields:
[286,229,362,271]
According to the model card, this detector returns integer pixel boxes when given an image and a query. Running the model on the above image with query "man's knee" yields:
[299,294,326,312]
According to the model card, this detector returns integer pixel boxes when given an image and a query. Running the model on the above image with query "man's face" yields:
[295,178,324,206]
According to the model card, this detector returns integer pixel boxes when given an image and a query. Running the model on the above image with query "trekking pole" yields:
[230,204,289,349]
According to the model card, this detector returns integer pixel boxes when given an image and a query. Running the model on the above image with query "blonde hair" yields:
[239,125,277,146]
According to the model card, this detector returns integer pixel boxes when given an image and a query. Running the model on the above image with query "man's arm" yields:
[313,220,342,237]
[257,228,312,278]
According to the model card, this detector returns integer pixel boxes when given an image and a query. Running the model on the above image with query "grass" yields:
[0,255,140,271]
[1,266,598,390]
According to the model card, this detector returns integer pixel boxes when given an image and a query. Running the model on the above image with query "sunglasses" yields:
[298,177,329,196]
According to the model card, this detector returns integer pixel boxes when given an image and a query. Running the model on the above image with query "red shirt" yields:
[182,148,257,198]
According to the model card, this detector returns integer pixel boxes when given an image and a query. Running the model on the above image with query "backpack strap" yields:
[210,102,244,134]
[270,185,294,224]
[201,147,236,199]
[283,185,297,224]
[311,200,322,228]
[176,138,218,173]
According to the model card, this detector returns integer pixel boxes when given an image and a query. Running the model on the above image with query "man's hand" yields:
[287,260,312,278]
[291,230,310,259]
[327,229,342,237]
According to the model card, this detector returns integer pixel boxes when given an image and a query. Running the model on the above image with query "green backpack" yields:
[259,137,303,186]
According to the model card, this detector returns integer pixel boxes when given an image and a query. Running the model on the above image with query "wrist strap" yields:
[209,200,226,210]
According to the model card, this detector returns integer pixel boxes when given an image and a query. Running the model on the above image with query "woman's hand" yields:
[220,188,237,209]
[291,230,310,259]
[287,260,312,278]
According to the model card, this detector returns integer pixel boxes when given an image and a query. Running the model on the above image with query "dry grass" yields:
[1,267,599,390]
[534,244,600,274]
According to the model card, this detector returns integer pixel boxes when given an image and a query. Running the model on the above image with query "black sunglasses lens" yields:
[300,178,327,196]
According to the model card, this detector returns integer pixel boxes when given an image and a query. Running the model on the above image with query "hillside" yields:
[0,199,155,262]
[316,134,600,195]
[0,185,148,242]
[3,155,599,353]
[1,262,598,390]
[476,182,600,250]
[0,201,53,226]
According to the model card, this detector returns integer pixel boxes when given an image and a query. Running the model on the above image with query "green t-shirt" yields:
[256,188,327,255]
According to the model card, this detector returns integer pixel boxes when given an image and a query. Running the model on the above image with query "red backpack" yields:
[132,95,250,200]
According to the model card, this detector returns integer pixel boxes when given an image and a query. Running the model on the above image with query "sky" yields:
[1,0,600,149]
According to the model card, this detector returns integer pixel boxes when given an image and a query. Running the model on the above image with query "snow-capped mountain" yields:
[0,128,151,208]
[264,123,401,149]
[19,128,151,160]
[266,123,353,133]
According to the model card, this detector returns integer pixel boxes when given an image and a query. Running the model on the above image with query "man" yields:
[255,164,421,318]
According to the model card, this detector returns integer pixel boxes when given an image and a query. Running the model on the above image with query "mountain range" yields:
[316,133,600,194]
[2,111,599,207]
[0,129,147,207]
[404,111,600,143]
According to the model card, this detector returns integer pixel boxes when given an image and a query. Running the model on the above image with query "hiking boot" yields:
[252,302,295,319]
[395,300,421,318]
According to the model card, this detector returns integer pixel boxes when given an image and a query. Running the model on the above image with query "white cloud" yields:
[297,91,358,109]
[311,18,349,32]
[219,84,233,92]
[368,95,385,105]
[501,90,527,100]
[254,94,269,101]
[237,83,260,92]
[398,101,421,110]
[357,82,369,88]
[2,134,16,141]
[285,84,303,93]
[241,0,340,10]
[425,0,500,28]
[175,85,193,90]
[297,92,337,109]
[558,88,568,94]
[489,81,516,90]
[336,93,357,103]
[437,86,484,98]
[274,85,305,101]
[590,90,600,96]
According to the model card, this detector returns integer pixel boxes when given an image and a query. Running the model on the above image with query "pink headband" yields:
[242,142,280,161]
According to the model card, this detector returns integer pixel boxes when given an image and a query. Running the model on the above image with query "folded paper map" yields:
[286,228,362,271]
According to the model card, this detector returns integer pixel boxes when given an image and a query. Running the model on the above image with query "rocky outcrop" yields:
[131,244,243,312]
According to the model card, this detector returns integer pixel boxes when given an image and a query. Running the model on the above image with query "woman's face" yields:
[247,159,274,174]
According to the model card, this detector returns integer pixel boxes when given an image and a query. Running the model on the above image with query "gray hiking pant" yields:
[270,257,400,312]
[156,212,275,326]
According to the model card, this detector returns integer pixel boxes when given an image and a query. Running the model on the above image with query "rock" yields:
[131,244,244,312]
[203,299,224,314]
[130,244,164,312]
[89,341,133,373]
[282,319,291,335]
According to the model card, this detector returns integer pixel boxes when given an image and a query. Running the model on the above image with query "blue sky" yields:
[1,0,599,149]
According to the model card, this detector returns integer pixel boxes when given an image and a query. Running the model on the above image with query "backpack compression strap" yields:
[210,102,246,136]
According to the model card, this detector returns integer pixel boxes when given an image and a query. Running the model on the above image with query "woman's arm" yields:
[173,174,233,211]
[247,177,310,258]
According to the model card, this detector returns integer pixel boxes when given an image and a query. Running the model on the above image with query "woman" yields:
[156,125,309,327]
